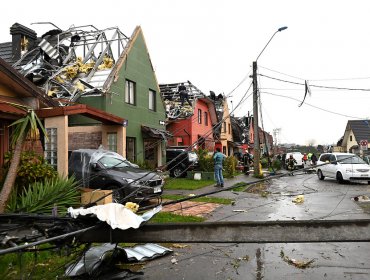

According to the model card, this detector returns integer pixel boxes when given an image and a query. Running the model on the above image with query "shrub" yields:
[272,159,282,170]
[7,176,81,215]
[195,148,214,172]
[261,157,269,168]
[224,156,238,178]
[3,151,57,191]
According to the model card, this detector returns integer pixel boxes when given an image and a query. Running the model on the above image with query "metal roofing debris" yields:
[123,243,173,262]
[65,243,172,277]
[12,24,129,105]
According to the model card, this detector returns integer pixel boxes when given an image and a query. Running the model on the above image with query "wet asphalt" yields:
[140,169,370,279]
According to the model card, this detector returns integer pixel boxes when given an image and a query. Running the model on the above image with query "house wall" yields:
[167,118,193,146]
[72,28,166,165]
[219,100,233,156]
[345,129,357,152]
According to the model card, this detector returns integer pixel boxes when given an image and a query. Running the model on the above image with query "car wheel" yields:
[317,170,325,180]
[172,167,184,178]
[336,172,344,184]
[111,187,125,203]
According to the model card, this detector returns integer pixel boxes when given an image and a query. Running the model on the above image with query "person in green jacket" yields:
[213,148,226,187]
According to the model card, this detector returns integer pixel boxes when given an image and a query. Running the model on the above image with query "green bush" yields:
[133,159,153,170]
[224,156,238,178]
[261,157,269,168]
[7,176,81,215]
[196,148,214,172]
[3,151,58,191]
[272,159,282,170]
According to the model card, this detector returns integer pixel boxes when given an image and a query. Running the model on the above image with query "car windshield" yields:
[337,155,366,164]
[98,156,132,168]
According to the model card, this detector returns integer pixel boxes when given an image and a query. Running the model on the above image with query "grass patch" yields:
[232,182,248,192]
[149,211,205,223]
[0,245,83,279]
[164,178,214,190]
[162,194,233,205]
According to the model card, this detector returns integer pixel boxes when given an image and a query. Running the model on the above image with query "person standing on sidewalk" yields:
[213,148,226,187]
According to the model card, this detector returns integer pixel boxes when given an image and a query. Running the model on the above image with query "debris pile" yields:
[14,24,129,105]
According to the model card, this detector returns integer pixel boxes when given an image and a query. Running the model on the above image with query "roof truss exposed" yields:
[14,24,130,106]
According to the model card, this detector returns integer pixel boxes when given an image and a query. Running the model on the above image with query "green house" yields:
[68,26,168,168]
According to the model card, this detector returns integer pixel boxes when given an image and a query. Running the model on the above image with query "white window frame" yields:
[149,89,156,111]
[125,80,136,105]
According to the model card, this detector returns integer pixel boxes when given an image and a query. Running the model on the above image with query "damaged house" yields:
[210,92,235,156]
[159,82,217,150]
[0,23,169,169]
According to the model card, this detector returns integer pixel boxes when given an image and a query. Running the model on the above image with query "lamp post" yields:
[253,26,287,177]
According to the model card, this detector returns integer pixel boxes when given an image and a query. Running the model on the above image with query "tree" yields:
[0,103,46,213]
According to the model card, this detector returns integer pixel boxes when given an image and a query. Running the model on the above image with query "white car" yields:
[285,152,304,169]
[316,152,370,184]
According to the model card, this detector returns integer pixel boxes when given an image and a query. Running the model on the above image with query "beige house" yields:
[337,120,370,154]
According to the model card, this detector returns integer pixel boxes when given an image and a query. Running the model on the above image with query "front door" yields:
[144,139,158,168]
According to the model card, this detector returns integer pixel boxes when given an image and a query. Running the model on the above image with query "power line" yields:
[259,73,370,92]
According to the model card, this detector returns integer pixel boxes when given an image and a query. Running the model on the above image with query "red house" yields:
[160,82,217,151]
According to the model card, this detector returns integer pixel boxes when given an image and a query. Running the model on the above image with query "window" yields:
[125,80,136,105]
[107,132,117,152]
[204,112,208,126]
[223,122,226,133]
[45,128,57,169]
[126,137,136,162]
[149,89,156,111]
[350,135,352,141]
[223,146,226,155]
[228,123,231,134]
[198,109,202,124]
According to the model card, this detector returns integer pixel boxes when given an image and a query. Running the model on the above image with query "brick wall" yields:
[68,132,102,150]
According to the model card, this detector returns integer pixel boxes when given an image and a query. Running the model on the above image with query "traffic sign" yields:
[360,139,368,150]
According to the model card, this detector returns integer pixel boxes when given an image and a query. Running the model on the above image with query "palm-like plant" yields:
[0,103,46,213]
[7,176,80,215]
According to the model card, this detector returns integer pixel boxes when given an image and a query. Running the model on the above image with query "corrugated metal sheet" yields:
[123,243,173,262]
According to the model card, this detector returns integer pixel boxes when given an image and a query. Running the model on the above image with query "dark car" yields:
[166,147,199,177]
[68,149,164,203]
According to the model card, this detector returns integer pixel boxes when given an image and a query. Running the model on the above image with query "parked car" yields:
[68,149,164,202]
[316,152,370,184]
[284,152,304,169]
[166,147,199,177]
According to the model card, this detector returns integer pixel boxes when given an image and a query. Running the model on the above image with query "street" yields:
[141,171,370,279]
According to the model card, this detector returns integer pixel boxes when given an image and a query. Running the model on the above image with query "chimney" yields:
[10,23,37,61]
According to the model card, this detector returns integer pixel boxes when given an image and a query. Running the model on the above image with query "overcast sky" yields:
[1,0,370,146]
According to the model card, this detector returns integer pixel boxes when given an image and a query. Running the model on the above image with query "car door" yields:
[326,154,338,178]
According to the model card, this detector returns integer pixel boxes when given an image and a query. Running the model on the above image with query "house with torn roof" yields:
[0,55,126,177]
[0,23,169,168]
[337,120,370,154]
[159,82,217,150]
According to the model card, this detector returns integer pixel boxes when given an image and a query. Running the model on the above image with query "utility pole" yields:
[253,61,260,176]
[252,26,288,177]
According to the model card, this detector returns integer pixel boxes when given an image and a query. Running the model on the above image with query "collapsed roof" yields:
[2,23,130,106]
[159,81,204,119]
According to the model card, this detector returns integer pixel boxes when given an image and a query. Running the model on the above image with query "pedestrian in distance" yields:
[213,148,226,187]
[302,153,308,164]
[286,154,297,175]
[243,151,254,175]
[311,153,318,166]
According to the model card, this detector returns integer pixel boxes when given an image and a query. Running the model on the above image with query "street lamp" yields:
[253,26,287,177]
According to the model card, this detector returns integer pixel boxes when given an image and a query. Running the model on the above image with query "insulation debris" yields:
[292,195,304,204]
[280,250,315,269]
